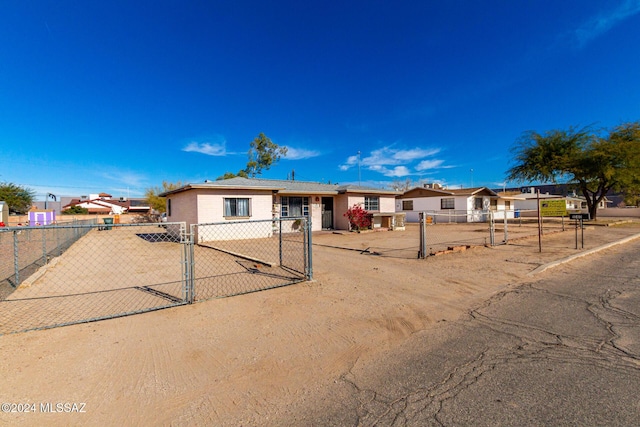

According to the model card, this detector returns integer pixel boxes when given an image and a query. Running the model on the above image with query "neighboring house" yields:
[397,184,513,223]
[159,177,402,240]
[508,187,609,213]
[62,193,151,215]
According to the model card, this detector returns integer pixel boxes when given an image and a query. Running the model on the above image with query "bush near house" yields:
[62,206,89,215]
[344,204,372,231]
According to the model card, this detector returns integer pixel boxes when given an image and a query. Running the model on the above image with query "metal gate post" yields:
[306,216,313,280]
[418,212,426,259]
[184,223,195,304]
[279,217,283,267]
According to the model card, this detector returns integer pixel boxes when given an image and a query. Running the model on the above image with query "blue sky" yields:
[2,1,639,199]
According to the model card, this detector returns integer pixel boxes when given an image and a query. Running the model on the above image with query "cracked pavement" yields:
[291,238,640,426]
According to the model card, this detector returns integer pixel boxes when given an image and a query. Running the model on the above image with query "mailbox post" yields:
[570,213,590,249]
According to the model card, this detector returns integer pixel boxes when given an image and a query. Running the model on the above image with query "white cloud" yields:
[283,146,321,160]
[369,165,411,177]
[415,159,444,171]
[340,146,447,177]
[392,148,441,162]
[574,0,640,47]
[182,140,228,156]
[339,155,359,171]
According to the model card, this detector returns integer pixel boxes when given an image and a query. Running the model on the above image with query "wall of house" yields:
[334,194,351,230]
[309,197,323,231]
[275,194,325,232]
[195,189,273,224]
[166,190,198,226]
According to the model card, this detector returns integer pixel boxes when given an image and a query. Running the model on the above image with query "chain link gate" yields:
[189,217,311,302]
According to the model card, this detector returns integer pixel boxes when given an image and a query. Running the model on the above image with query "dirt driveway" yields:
[0,221,639,426]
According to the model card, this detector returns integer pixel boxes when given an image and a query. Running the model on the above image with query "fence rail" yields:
[0,218,311,335]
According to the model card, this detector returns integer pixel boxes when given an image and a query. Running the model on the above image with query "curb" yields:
[528,232,640,276]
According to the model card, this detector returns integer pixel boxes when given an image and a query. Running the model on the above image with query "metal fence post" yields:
[503,211,508,244]
[13,230,19,286]
[306,216,313,280]
[184,223,195,304]
[418,212,426,259]
[42,228,47,265]
[489,211,495,246]
[279,217,283,267]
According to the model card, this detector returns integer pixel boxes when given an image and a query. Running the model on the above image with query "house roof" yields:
[399,186,498,199]
[160,177,400,197]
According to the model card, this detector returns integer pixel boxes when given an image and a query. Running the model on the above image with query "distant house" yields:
[397,184,513,223]
[62,193,150,215]
[159,177,402,240]
[508,187,609,213]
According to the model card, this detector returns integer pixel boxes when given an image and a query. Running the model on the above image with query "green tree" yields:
[0,182,35,214]
[145,181,183,214]
[62,205,89,215]
[217,133,287,179]
[506,122,640,220]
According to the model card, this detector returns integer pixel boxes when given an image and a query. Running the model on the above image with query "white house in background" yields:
[509,187,609,214]
[397,184,514,223]
[62,193,129,215]
[159,177,403,241]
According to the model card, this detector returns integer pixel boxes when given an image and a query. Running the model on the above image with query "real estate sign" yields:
[539,199,567,217]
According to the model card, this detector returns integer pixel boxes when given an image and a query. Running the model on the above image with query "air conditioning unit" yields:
[120,197,127,202]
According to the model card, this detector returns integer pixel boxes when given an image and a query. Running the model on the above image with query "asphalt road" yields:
[287,238,640,426]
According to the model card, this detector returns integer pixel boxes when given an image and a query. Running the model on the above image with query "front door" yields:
[321,197,333,229]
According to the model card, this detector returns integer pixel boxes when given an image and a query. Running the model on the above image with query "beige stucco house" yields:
[160,177,401,239]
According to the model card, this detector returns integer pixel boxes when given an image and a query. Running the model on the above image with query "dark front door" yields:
[321,197,333,229]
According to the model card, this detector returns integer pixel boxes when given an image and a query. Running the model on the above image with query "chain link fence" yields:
[0,218,311,335]
[0,218,98,297]
[417,210,572,258]
[0,222,189,335]
[191,217,310,301]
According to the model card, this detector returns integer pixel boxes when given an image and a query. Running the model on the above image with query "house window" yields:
[224,198,250,217]
[281,196,309,217]
[364,196,379,211]
[490,199,498,210]
[505,200,511,209]
[167,199,172,216]
[402,200,413,211]
[474,197,483,210]
[441,198,455,209]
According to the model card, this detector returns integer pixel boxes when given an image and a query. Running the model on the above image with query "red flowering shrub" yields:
[344,204,372,231]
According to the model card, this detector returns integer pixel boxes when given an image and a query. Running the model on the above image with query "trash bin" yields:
[103,217,114,230]
[114,214,120,224]
[514,210,520,218]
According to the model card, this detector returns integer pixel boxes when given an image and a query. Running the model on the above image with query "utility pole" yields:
[357,151,361,186]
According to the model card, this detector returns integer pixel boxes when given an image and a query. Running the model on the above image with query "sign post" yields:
[569,213,590,249]
[538,198,568,253]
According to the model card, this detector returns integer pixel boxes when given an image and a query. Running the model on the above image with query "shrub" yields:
[62,206,89,215]
[344,204,371,231]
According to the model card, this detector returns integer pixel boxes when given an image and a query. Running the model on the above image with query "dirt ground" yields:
[0,220,639,426]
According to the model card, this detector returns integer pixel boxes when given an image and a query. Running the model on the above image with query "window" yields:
[474,197,483,210]
[441,198,454,209]
[402,200,413,211]
[224,198,250,217]
[505,200,511,209]
[490,199,498,210]
[364,196,379,211]
[281,196,309,217]
[167,198,172,216]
